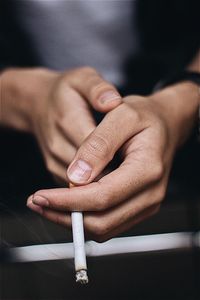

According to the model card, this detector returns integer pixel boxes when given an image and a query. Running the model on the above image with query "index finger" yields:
[30,149,162,212]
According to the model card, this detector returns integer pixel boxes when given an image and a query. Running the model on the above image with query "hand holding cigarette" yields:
[28,85,199,249]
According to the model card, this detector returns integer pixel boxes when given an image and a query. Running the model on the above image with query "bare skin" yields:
[27,51,199,242]
[28,81,200,242]
[0,67,122,181]
[1,52,200,242]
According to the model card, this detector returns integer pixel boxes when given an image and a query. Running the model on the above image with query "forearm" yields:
[0,68,55,132]
[150,81,200,148]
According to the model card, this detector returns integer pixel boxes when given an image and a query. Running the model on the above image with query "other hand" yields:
[1,67,121,182]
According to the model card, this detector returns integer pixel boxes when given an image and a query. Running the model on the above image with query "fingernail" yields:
[32,195,49,207]
[99,91,121,104]
[67,159,92,183]
[27,198,44,214]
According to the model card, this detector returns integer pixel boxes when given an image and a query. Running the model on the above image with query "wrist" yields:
[0,68,57,132]
[149,82,200,148]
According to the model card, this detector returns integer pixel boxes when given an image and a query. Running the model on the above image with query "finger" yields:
[29,155,165,212]
[37,131,76,181]
[27,189,160,242]
[46,158,69,183]
[56,87,96,147]
[27,196,71,226]
[30,127,165,212]
[26,200,158,241]
[46,134,77,166]
[35,118,77,165]
[29,164,161,212]
[83,184,161,241]
[85,204,160,242]
[35,134,76,185]
[67,67,122,113]
[66,103,144,184]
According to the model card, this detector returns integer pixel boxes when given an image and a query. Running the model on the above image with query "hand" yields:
[27,82,199,241]
[0,67,121,182]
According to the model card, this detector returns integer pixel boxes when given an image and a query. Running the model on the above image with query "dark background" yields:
[0,0,200,299]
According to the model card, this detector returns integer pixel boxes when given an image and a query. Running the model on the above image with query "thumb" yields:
[67,67,122,113]
[66,104,137,185]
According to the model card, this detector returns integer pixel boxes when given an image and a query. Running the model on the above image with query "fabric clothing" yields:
[10,0,138,86]
[0,0,200,94]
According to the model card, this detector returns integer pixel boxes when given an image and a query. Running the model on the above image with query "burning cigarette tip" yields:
[76,270,89,284]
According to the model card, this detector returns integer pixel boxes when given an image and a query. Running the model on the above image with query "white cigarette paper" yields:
[71,212,87,271]
[70,184,88,284]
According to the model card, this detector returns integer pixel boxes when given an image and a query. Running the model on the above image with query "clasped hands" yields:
[25,67,199,242]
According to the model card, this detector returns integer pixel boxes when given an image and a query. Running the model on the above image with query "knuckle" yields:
[131,109,142,124]
[80,66,97,75]
[93,235,108,243]
[63,67,97,84]
[83,134,112,161]
[58,73,71,89]
[150,161,164,182]
[87,219,109,241]
[154,186,166,204]
[123,103,142,125]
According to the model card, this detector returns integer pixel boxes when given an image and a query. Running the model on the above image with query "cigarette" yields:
[70,184,88,284]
